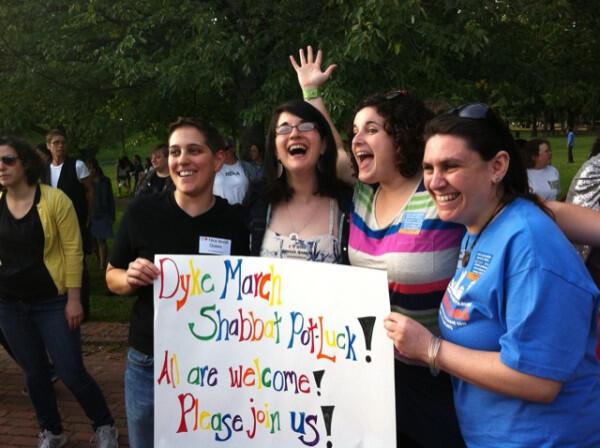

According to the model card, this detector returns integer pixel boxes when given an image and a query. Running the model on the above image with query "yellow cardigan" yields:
[1,185,83,293]
[38,184,83,292]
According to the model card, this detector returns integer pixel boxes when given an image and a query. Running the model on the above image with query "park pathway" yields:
[0,322,129,447]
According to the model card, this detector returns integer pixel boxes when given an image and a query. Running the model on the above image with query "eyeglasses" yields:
[0,155,18,166]
[385,89,409,100]
[275,122,318,135]
[449,103,490,120]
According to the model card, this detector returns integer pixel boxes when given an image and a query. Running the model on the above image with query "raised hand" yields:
[289,45,337,89]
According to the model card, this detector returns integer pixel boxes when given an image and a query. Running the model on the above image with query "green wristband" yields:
[302,87,321,101]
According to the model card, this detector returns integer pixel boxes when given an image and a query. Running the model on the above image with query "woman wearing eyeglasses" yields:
[245,99,351,263]
[0,137,118,447]
[385,105,600,446]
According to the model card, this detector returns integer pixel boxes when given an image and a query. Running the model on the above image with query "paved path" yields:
[0,322,129,447]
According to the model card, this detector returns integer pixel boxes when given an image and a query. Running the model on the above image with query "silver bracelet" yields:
[427,336,442,377]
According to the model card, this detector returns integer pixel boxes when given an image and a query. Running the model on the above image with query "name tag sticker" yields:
[399,212,425,234]
[199,236,232,255]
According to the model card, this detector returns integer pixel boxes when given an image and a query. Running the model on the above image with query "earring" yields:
[277,161,283,178]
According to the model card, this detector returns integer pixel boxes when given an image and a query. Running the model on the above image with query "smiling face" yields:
[274,111,323,176]
[352,107,399,185]
[423,134,508,233]
[0,145,25,189]
[168,126,224,198]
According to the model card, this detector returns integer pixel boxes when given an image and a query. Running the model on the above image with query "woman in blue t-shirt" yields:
[386,104,600,446]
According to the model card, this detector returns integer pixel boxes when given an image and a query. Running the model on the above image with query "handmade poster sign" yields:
[154,255,395,447]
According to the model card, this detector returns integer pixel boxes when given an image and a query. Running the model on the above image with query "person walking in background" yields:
[523,138,560,200]
[130,154,144,193]
[45,128,93,320]
[135,144,172,196]
[106,117,249,448]
[212,140,250,204]
[567,127,575,163]
[0,137,118,448]
[115,156,132,197]
[87,158,115,270]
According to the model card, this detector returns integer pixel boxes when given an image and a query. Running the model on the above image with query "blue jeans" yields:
[125,347,154,448]
[0,295,113,434]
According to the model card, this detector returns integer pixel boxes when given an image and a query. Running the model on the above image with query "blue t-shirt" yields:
[567,131,575,147]
[439,198,600,447]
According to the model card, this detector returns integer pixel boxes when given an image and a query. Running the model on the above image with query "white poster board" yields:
[154,255,395,447]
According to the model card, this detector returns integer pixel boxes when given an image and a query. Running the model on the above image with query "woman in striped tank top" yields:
[291,46,465,448]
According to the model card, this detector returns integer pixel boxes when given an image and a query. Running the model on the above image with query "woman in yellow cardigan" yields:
[0,137,118,448]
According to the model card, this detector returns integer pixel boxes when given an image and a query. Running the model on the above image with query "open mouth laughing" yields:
[354,150,373,163]
[288,144,308,156]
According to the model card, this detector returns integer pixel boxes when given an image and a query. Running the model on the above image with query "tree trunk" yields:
[531,114,538,137]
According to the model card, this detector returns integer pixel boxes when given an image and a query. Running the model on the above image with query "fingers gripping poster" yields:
[154,255,396,447]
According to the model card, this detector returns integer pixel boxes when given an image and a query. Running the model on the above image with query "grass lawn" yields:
[540,134,595,197]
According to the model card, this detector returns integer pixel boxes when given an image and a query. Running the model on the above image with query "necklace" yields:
[461,202,505,267]
[286,199,321,240]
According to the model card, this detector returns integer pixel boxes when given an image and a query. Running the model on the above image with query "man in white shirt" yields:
[46,129,94,318]
[213,142,249,204]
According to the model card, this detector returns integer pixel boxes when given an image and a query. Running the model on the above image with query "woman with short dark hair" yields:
[106,117,249,448]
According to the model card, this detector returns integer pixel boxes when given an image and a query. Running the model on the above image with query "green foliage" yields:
[1,0,598,153]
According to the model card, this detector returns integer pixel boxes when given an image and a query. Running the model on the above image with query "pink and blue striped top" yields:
[348,180,464,333]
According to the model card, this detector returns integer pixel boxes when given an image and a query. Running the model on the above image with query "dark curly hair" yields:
[0,136,45,186]
[350,91,434,179]
[264,100,343,203]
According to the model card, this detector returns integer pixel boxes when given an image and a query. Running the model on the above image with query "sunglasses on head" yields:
[0,155,18,166]
[449,103,491,120]
[384,89,409,101]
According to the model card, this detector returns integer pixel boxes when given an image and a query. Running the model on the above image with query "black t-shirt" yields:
[0,186,58,300]
[110,191,250,355]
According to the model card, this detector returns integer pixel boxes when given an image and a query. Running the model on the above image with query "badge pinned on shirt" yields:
[199,236,232,255]
[398,212,425,234]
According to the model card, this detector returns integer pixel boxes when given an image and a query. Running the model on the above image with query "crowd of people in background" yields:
[1,45,599,448]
